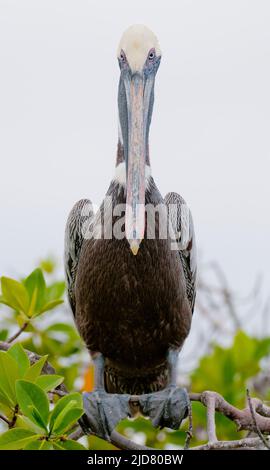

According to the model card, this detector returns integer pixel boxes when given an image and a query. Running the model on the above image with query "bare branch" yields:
[110,430,153,450]
[184,398,193,450]
[247,389,270,450]
[188,390,270,451]
[204,393,217,442]
[209,262,241,330]
[252,399,270,418]
[49,389,67,398]
[68,427,84,441]
[190,390,270,434]
[0,414,11,426]
[9,404,18,428]
[7,322,29,344]
[192,436,270,450]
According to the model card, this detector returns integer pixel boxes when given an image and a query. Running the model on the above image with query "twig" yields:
[9,404,18,428]
[253,400,270,418]
[0,414,11,426]
[247,389,270,450]
[209,263,241,330]
[184,397,193,449]
[50,389,67,397]
[204,393,217,442]
[190,390,270,433]
[69,427,85,441]
[192,436,270,450]
[110,430,153,450]
[7,322,29,343]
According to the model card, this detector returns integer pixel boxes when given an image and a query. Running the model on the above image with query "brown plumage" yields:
[64,25,196,396]
[66,179,194,394]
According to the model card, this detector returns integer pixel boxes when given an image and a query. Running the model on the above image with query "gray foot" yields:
[79,351,188,438]
[80,390,131,440]
[140,386,189,430]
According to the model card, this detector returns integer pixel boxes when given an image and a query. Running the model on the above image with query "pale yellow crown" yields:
[117,24,161,72]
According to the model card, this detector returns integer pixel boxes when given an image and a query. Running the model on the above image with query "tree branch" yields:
[192,436,270,450]
[247,389,270,450]
[204,393,217,442]
[9,404,18,428]
[0,414,12,426]
[184,396,193,450]
[68,427,84,441]
[110,431,152,450]
[7,322,29,343]
[190,390,270,450]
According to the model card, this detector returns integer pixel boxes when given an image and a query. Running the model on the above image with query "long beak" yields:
[124,73,146,255]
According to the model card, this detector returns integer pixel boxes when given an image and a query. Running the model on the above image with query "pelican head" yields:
[117,25,161,255]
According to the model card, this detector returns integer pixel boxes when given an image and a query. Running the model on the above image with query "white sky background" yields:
[0,0,269,300]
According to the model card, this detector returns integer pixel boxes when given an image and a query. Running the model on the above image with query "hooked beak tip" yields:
[129,240,140,256]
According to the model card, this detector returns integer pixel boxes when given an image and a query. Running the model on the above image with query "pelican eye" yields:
[148,50,155,61]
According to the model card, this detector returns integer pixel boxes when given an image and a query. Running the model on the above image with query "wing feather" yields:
[64,199,94,315]
[165,192,197,313]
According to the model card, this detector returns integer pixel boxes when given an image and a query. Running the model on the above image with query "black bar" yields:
[0,449,266,467]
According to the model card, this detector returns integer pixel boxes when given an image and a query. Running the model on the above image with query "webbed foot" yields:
[139,386,189,430]
[79,350,189,438]
[80,390,131,440]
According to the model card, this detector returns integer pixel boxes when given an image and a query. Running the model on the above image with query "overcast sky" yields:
[0,0,269,298]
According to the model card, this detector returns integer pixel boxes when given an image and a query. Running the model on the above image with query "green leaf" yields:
[16,380,49,431]
[7,343,30,377]
[46,281,66,301]
[45,323,81,353]
[0,389,13,408]
[56,363,79,391]
[16,415,46,434]
[53,439,86,450]
[0,428,41,450]
[39,258,56,275]
[27,287,38,317]
[23,269,46,315]
[46,322,80,339]
[0,329,8,341]
[30,407,49,430]
[0,295,9,307]
[36,375,64,392]
[0,351,19,406]
[49,393,82,433]
[254,337,270,361]
[52,406,84,435]
[24,439,52,450]
[52,441,66,450]
[0,277,29,313]
[24,355,48,381]
[39,299,63,315]
[58,407,84,435]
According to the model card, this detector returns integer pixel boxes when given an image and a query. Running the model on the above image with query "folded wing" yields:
[64,199,94,314]
[165,192,197,313]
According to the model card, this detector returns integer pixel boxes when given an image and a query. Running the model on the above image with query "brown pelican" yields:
[65,25,196,435]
